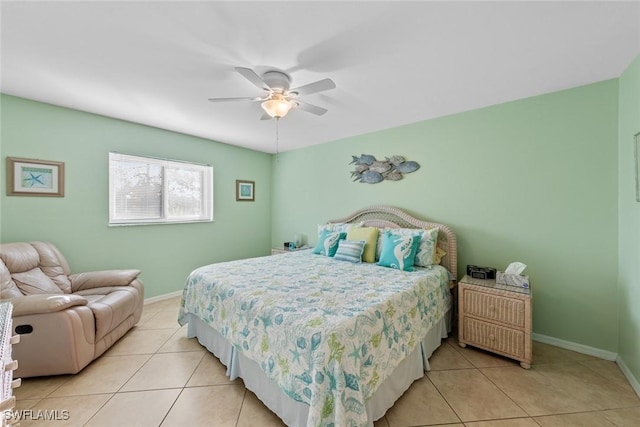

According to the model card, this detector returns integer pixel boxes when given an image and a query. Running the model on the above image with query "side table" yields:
[458,274,532,368]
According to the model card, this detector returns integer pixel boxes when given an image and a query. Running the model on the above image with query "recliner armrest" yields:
[69,269,141,292]
[8,294,88,316]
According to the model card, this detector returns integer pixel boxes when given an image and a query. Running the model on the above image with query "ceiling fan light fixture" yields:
[209,67,335,120]
[261,94,293,119]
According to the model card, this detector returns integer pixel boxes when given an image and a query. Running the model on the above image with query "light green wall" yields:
[0,77,630,358]
[0,94,273,298]
[618,55,640,381]
[273,80,620,351]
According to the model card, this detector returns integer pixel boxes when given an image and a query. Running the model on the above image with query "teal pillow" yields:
[333,240,366,263]
[375,228,438,266]
[377,230,421,271]
[312,230,346,257]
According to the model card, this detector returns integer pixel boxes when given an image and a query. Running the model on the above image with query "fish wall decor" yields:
[349,154,420,183]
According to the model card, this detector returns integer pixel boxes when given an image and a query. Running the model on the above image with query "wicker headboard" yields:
[328,205,458,280]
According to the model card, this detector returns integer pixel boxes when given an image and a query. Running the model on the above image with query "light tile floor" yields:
[12,296,640,426]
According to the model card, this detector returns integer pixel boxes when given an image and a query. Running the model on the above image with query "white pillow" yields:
[317,221,363,234]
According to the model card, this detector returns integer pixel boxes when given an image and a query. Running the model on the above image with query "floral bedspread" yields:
[178,251,452,427]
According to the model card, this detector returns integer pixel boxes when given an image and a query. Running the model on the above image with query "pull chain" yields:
[275,117,280,162]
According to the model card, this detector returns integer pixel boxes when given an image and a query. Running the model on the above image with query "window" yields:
[109,153,213,225]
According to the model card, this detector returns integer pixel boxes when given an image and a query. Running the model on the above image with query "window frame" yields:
[108,152,214,226]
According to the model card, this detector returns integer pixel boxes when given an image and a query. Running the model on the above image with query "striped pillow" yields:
[333,240,366,264]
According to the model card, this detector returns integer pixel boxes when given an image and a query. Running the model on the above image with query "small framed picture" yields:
[236,180,255,201]
[6,157,65,197]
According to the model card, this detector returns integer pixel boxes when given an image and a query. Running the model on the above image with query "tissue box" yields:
[496,272,530,288]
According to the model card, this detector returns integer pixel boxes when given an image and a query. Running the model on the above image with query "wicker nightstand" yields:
[458,274,532,368]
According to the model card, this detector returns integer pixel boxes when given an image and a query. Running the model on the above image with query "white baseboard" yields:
[616,356,640,398]
[144,290,182,305]
[533,332,640,399]
[532,333,617,361]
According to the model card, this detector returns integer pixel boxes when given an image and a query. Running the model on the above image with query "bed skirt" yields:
[185,308,451,427]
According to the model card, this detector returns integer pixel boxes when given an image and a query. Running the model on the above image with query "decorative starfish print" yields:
[347,344,361,363]
[24,172,45,187]
[289,348,302,364]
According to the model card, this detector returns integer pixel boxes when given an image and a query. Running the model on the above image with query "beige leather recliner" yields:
[0,241,144,378]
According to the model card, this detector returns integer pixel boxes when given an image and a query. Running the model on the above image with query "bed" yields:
[178,205,458,427]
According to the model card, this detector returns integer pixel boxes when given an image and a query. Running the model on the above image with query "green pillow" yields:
[377,230,421,271]
[312,230,346,257]
[346,226,379,263]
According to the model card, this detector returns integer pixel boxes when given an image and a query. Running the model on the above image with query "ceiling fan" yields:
[208,67,336,120]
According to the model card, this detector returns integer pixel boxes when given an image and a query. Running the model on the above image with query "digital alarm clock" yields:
[466,265,497,280]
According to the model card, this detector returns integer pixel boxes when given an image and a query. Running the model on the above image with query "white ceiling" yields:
[2,1,639,154]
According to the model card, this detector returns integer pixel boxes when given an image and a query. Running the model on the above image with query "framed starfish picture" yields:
[6,157,65,197]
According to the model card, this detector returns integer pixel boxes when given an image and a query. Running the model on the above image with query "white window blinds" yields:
[109,153,213,225]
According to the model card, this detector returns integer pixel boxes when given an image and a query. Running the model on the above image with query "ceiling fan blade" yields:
[290,78,336,96]
[207,96,264,103]
[235,67,270,91]
[294,100,328,116]
[260,112,273,121]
